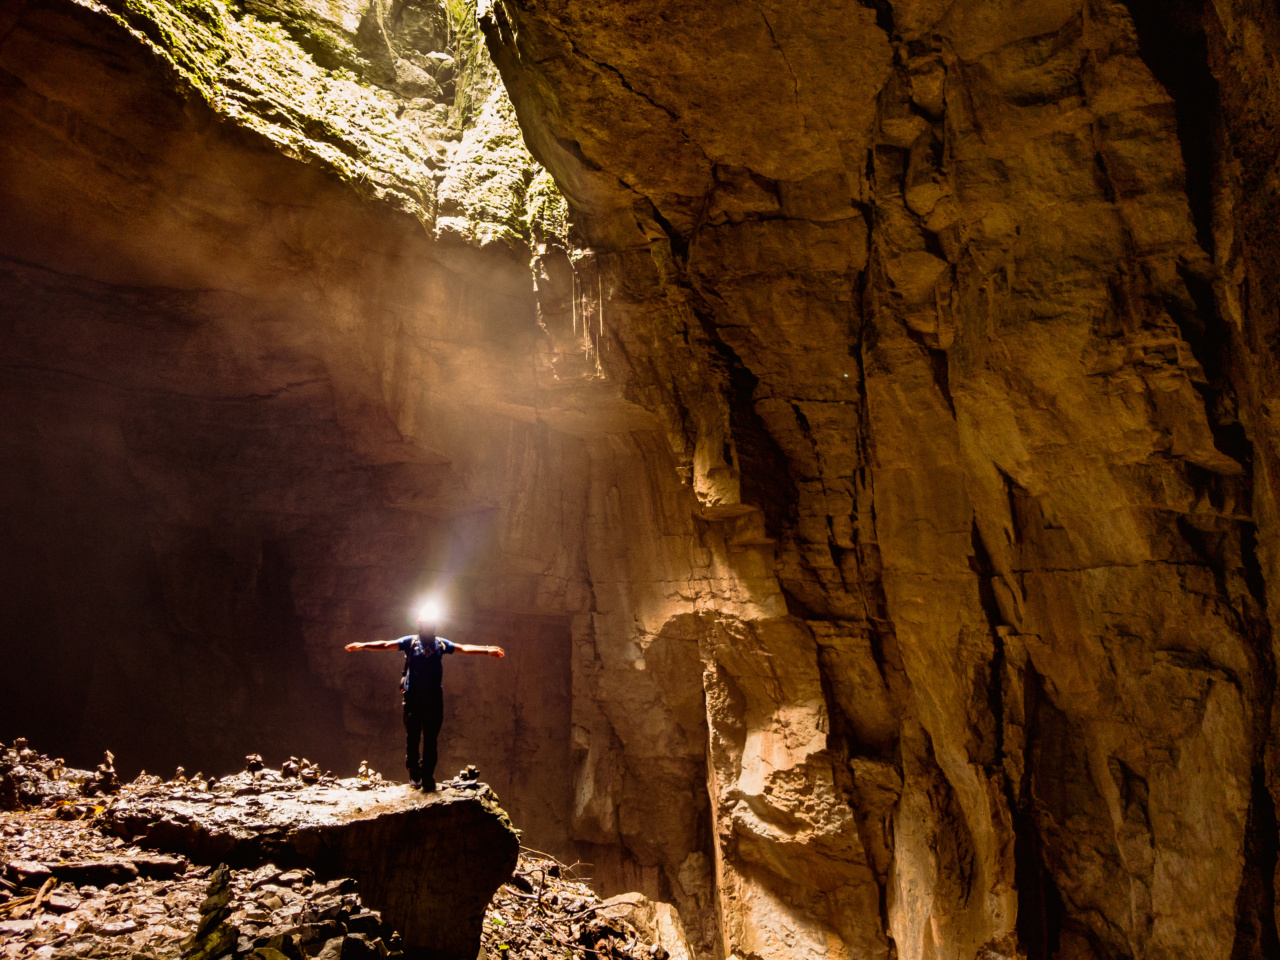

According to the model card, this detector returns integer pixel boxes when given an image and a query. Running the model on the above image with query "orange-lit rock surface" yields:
[103,771,519,958]
[3,0,1280,958]
[482,1,1280,958]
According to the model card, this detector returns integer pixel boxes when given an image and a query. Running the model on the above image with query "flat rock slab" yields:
[3,855,185,886]
[102,777,519,959]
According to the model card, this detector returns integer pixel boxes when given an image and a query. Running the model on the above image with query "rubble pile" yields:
[1,789,400,960]
[481,854,685,960]
[0,740,96,813]
[1,743,692,960]
[1,850,400,960]
[2,744,520,960]
[176,861,399,960]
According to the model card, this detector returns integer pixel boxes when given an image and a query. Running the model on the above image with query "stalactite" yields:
[571,266,579,337]
[591,256,601,373]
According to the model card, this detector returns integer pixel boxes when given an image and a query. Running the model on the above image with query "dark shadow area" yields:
[1119,0,1218,256]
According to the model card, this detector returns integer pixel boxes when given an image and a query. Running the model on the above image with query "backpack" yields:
[400,638,418,693]
[401,637,437,693]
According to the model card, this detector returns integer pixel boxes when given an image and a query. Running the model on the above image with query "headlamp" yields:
[416,598,444,623]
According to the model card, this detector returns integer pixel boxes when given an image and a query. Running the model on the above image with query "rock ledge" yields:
[103,773,519,959]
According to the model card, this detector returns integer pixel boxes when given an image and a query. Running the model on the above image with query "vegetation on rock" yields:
[91,0,565,246]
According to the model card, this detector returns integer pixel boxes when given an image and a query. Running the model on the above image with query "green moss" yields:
[95,0,566,244]
[524,168,569,242]
[442,0,493,128]
[436,87,530,245]
[108,0,234,98]
[240,0,367,74]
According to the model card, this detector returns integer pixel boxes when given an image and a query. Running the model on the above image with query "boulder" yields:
[103,777,519,959]
[593,893,694,960]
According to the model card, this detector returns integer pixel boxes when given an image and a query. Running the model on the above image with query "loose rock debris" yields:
[482,854,680,960]
[1,743,676,960]
[92,764,518,957]
[2,809,400,960]
[0,742,407,959]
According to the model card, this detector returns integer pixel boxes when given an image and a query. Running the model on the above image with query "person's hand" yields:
[344,643,360,651]
[489,647,506,658]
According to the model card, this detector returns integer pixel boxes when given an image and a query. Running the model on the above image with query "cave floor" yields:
[0,746,666,960]
[0,806,397,959]
[0,806,656,960]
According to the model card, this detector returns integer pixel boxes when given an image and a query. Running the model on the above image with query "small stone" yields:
[97,918,138,935]
[57,916,85,936]
[45,892,81,914]
[339,933,381,960]
[199,887,233,915]
[195,907,232,940]
[207,863,231,891]
[4,861,52,886]
[311,879,353,898]
[291,920,345,945]
[186,921,239,960]
[251,941,300,960]
[344,912,382,936]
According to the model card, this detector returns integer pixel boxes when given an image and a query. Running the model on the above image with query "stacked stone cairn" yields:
[183,864,239,960]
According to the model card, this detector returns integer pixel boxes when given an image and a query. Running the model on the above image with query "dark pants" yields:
[403,688,444,782]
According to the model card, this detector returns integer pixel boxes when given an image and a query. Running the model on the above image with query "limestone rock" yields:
[592,892,694,960]
[479,1,1280,957]
[103,773,520,958]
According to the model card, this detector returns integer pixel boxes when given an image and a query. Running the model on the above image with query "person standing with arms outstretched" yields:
[345,610,505,790]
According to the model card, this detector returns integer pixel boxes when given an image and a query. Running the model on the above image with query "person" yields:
[345,615,505,790]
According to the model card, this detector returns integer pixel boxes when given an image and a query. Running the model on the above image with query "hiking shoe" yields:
[422,780,437,792]
[409,778,423,789]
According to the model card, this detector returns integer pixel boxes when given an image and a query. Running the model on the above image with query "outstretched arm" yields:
[454,644,505,658]
[344,640,402,652]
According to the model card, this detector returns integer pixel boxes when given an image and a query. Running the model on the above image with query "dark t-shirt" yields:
[397,635,456,694]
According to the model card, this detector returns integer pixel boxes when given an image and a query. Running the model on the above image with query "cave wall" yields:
[0,0,601,854]
[478,1,1280,959]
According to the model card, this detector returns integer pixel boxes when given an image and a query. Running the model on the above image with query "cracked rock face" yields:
[480,1,1280,959]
